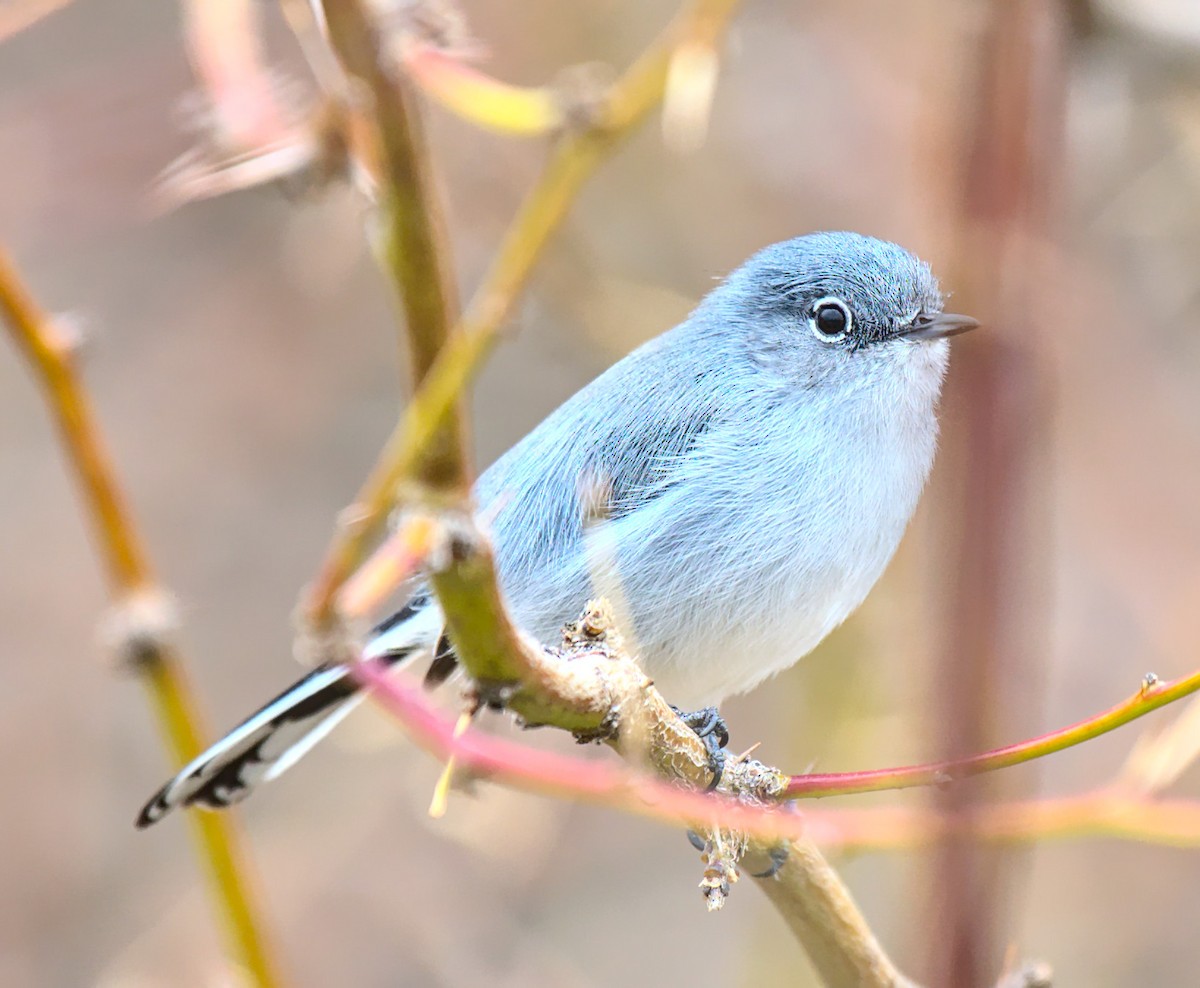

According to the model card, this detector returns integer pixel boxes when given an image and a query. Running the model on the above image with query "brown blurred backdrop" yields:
[4,1,1200,985]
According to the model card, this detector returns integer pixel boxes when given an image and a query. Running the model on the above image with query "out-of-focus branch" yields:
[802,791,1200,854]
[0,259,148,593]
[0,247,282,988]
[403,46,564,136]
[302,0,742,631]
[336,512,436,619]
[183,0,291,150]
[153,0,331,213]
[783,670,1200,799]
[756,844,919,988]
[321,0,468,493]
[0,0,75,43]
[925,0,1068,980]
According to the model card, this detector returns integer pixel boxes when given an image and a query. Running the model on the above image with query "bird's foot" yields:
[671,705,729,792]
[687,829,789,879]
[746,842,789,879]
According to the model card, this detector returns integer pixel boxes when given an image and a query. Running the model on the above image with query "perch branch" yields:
[359,643,1200,854]
[0,247,281,987]
[355,651,792,839]
[347,511,1200,809]
[360,649,915,988]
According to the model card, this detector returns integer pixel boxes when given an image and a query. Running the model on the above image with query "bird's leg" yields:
[671,705,729,791]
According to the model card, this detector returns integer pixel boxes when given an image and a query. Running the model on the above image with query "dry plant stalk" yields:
[759,843,920,988]
[0,248,282,986]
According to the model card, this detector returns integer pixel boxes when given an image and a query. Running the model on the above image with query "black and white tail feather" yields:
[135,601,448,829]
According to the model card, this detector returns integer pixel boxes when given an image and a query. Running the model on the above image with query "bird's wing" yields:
[472,325,744,626]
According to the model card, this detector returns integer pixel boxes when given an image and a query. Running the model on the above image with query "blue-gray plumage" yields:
[137,232,976,826]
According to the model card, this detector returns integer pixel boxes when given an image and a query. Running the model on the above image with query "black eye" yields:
[810,297,852,342]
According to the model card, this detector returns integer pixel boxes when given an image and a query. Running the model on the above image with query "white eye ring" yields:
[809,297,853,343]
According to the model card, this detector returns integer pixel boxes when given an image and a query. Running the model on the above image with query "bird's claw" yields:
[747,842,789,879]
[672,705,729,791]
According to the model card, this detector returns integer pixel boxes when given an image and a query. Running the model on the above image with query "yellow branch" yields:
[403,46,563,136]
[0,247,282,987]
[321,0,469,494]
[784,671,1200,798]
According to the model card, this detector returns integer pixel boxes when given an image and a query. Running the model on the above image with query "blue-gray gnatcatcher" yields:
[137,231,977,827]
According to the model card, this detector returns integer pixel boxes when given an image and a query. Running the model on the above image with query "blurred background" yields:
[4,0,1200,985]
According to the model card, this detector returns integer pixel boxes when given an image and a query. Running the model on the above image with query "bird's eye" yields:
[810,297,852,342]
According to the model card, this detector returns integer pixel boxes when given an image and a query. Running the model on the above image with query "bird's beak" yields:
[899,312,980,341]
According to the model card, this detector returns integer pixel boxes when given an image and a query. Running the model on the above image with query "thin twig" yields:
[321,0,469,492]
[784,671,1200,798]
[402,45,563,136]
[0,247,282,987]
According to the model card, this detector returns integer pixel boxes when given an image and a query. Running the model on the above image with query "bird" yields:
[136,231,977,828]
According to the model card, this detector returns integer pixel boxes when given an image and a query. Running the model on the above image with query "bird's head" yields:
[714,231,977,391]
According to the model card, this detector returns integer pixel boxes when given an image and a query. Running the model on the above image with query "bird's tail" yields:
[136,637,423,829]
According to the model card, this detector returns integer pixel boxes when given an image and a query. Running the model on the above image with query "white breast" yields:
[638,340,947,707]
